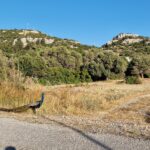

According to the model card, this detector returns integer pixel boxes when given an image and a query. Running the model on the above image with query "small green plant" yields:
[126,76,142,84]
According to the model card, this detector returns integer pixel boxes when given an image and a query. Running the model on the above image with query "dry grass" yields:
[0,79,150,118]
[106,97,150,123]
[0,82,40,108]
[38,79,150,116]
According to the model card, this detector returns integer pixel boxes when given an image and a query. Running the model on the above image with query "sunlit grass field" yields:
[0,79,150,119]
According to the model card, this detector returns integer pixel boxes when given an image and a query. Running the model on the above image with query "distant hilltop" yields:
[106,33,150,46]
[114,33,139,39]
[0,29,81,49]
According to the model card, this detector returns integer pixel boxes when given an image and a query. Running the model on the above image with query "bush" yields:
[39,78,48,85]
[19,54,47,78]
[126,76,142,84]
[80,69,92,82]
[46,67,80,85]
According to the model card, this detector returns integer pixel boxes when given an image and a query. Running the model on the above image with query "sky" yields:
[0,0,150,46]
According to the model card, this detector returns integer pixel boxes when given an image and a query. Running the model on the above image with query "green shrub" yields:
[80,69,92,82]
[46,67,80,85]
[39,78,48,85]
[126,76,142,84]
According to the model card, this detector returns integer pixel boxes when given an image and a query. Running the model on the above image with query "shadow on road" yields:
[43,116,112,150]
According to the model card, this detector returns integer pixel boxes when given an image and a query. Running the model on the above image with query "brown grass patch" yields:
[0,79,150,117]
[37,79,150,116]
[0,82,40,109]
[106,97,150,124]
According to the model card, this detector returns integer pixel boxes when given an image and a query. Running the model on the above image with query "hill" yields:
[103,33,150,55]
[0,30,150,85]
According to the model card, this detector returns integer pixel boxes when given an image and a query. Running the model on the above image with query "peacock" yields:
[0,92,45,113]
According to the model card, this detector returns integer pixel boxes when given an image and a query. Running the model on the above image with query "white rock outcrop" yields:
[70,45,78,49]
[13,39,18,46]
[19,30,39,35]
[122,38,143,44]
[44,38,54,44]
[21,38,28,48]
[106,33,141,45]
[13,37,55,47]
[116,33,139,39]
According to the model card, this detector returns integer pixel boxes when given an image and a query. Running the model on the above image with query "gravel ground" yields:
[0,118,149,150]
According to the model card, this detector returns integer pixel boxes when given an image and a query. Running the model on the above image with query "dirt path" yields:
[114,94,150,110]
[97,94,150,120]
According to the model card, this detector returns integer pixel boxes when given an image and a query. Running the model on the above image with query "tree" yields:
[126,55,150,78]
[18,54,47,78]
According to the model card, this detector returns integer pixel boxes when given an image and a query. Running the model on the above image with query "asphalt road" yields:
[0,118,149,150]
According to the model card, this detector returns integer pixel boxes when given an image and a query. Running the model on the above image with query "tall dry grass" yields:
[0,79,150,116]
[0,81,40,109]
[38,79,150,116]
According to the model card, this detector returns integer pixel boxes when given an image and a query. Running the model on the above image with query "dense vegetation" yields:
[0,30,150,85]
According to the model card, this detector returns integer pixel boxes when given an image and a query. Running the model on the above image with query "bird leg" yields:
[32,108,36,114]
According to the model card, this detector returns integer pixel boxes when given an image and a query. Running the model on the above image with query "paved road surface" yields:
[0,118,149,150]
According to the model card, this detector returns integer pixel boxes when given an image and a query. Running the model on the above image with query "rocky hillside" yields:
[0,29,94,52]
[103,33,150,56]
[0,30,149,85]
